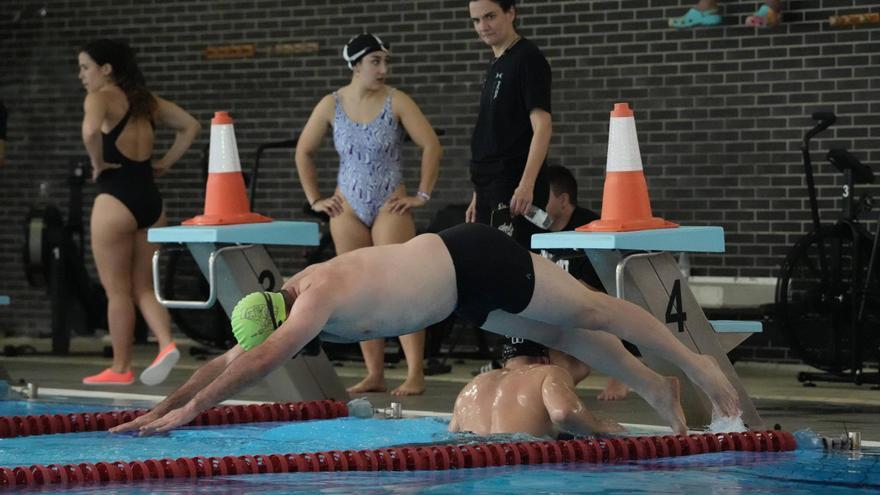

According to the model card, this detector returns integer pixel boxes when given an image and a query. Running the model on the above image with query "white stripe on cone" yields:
[606,116,643,173]
[208,123,242,173]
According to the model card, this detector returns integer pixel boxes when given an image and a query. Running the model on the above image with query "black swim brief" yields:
[438,223,536,326]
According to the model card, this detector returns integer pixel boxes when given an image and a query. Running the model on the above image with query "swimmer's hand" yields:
[386,195,425,214]
[92,162,122,181]
[136,404,199,436]
[109,410,163,434]
[311,194,344,217]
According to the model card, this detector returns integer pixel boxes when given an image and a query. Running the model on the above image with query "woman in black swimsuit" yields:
[78,39,200,385]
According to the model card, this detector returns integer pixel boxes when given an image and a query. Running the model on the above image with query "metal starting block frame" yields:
[533,226,764,429]
[149,221,348,403]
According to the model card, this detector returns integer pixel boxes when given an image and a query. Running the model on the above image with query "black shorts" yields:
[471,162,550,250]
[438,223,536,326]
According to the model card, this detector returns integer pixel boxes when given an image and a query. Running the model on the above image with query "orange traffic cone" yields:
[578,103,677,232]
[183,111,272,226]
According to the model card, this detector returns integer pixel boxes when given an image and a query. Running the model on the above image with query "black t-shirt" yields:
[542,206,604,291]
[0,101,7,140]
[563,205,599,232]
[470,38,551,185]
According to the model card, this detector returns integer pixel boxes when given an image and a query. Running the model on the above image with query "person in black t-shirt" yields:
[465,0,552,248]
[542,165,602,290]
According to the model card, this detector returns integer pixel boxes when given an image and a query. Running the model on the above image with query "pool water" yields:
[1,399,878,494]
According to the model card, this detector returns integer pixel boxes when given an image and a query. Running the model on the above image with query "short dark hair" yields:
[483,0,515,10]
[469,0,518,26]
[545,165,578,205]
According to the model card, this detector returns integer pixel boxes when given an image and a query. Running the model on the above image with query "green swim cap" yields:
[231,291,287,350]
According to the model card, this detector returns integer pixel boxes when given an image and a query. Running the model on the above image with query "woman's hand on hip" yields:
[92,162,121,181]
[386,195,425,215]
[312,194,344,217]
[152,159,171,178]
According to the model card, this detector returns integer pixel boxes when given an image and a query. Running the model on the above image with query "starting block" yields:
[149,221,348,403]
[533,226,764,429]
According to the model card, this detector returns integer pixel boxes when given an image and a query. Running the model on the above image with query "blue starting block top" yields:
[710,320,763,333]
[532,226,725,253]
[148,221,320,246]
[0,296,9,305]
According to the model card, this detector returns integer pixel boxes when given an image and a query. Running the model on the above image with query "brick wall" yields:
[1,0,878,362]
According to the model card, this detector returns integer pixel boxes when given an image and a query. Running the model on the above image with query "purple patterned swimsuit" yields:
[333,90,404,227]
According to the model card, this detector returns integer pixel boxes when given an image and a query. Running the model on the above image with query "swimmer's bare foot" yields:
[597,378,629,401]
[643,376,687,435]
[347,376,386,394]
[390,375,425,396]
[689,354,740,418]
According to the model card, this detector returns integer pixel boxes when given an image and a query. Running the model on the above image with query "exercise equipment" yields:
[775,112,879,387]
[21,159,109,354]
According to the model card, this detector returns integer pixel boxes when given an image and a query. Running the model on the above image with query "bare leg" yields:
[329,196,384,394]
[90,194,137,374]
[696,0,718,10]
[482,312,688,434]
[394,331,426,395]
[372,189,425,396]
[132,212,173,350]
[522,254,740,418]
[350,339,387,394]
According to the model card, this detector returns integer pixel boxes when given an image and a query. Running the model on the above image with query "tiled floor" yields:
[2,337,878,440]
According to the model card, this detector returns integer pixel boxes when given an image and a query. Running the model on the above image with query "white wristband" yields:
[417,191,431,202]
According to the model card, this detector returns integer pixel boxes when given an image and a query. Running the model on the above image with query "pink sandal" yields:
[745,5,781,27]
[139,342,180,386]
[83,368,134,385]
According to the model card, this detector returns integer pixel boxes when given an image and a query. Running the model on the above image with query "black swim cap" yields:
[501,337,549,362]
[342,33,390,69]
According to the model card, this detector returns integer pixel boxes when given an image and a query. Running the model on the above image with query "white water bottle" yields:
[524,205,553,229]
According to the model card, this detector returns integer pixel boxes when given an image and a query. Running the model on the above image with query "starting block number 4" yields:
[666,279,687,333]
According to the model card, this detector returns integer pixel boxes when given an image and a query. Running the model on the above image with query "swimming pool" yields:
[1,398,877,493]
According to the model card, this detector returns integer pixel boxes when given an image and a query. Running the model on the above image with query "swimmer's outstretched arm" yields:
[135,291,332,436]
[109,346,244,434]
[542,368,624,435]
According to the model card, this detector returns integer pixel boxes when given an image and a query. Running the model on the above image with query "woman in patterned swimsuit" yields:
[295,34,442,396]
